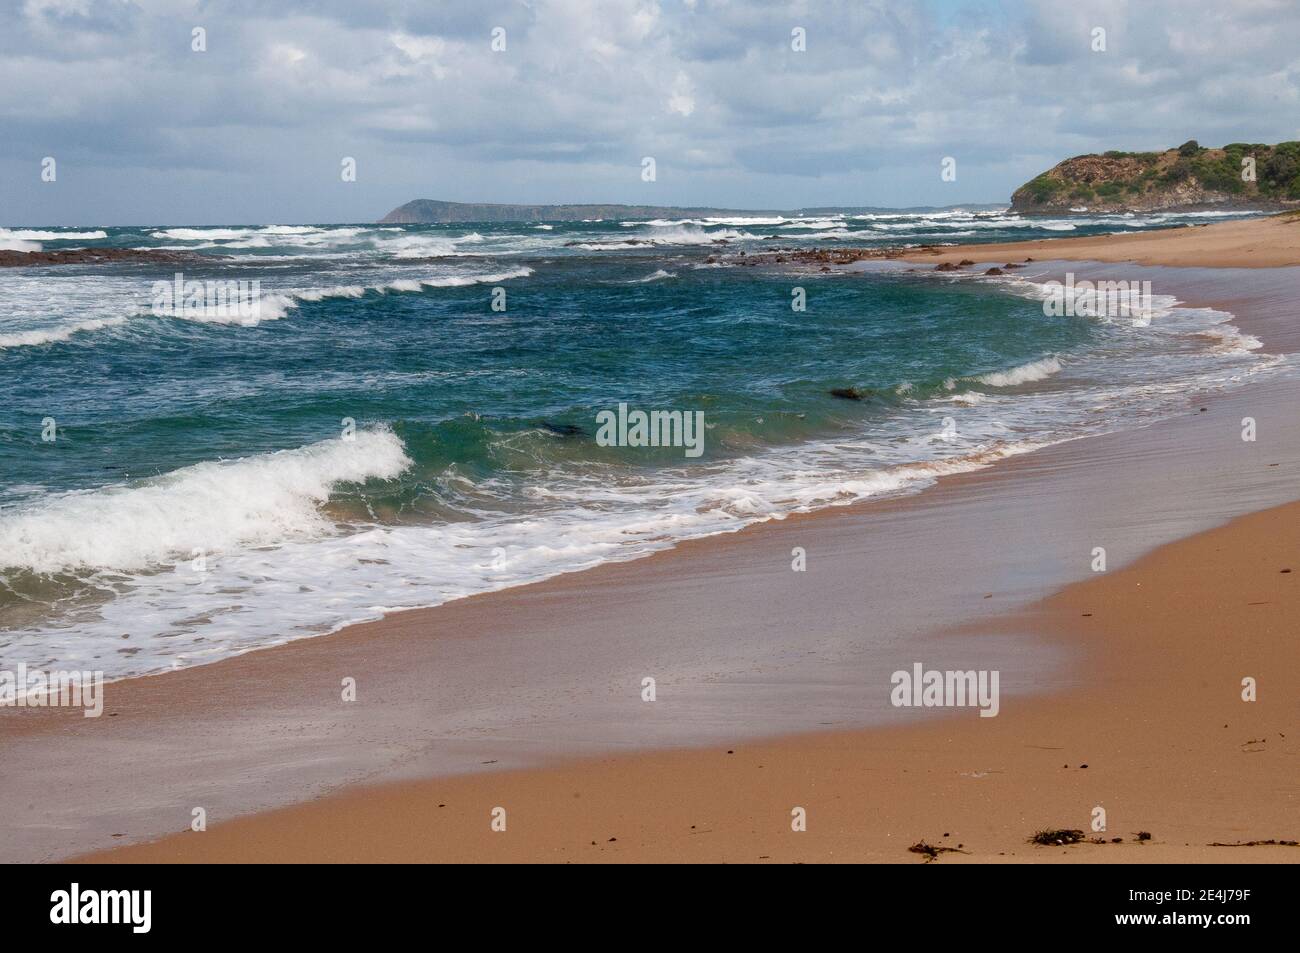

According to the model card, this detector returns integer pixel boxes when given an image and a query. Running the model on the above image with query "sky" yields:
[2,0,1298,225]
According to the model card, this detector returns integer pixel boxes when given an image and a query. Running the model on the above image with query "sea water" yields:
[0,208,1285,676]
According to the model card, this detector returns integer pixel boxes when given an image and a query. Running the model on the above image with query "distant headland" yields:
[1011,140,1300,214]
[377,199,1003,224]
[382,142,1300,223]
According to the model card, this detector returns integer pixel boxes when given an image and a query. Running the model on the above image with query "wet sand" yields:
[79,499,1300,863]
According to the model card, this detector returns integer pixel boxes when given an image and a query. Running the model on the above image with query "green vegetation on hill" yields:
[1011,141,1300,213]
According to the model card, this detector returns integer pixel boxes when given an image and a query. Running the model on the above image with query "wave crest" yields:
[974,356,1063,387]
[0,430,412,574]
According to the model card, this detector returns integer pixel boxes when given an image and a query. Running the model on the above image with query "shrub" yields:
[1263,150,1299,188]
[1161,158,1195,183]
[1194,156,1243,192]
[1023,174,1062,203]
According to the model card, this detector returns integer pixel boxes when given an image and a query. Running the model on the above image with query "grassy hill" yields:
[1011,141,1300,214]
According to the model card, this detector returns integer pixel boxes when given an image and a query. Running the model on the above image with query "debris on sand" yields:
[908,841,970,862]
[1029,829,1086,846]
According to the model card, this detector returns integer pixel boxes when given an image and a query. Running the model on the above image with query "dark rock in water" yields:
[984,267,1004,275]
[958,259,975,267]
[829,387,866,401]
[1002,263,1023,269]
[564,238,647,247]
[541,422,586,437]
[935,262,962,272]
[0,247,219,268]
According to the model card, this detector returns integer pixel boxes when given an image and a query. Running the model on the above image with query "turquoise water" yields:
[0,209,1282,675]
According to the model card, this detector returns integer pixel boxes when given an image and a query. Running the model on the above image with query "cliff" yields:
[1010,141,1300,214]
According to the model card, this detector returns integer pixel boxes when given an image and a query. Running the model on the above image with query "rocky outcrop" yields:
[0,247,217,268]
[1010,141,1300,214]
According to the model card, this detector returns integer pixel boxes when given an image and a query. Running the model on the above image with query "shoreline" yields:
[899,211,1300,269]
[5,216,1299,863]
[78,498,1300,863]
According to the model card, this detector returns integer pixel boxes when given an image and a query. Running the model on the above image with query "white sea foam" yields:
[0,317,130,349]
[775,218,846,230]
[630,269,676,283]
[388,234,475,257]
[1196,323,1263,354]
[154,294,297,326]
[0,229,108,242]
[409,267,533,287]
[150,227,253,241]
[781,229,854,240]
[633,216,789,227]
[0,267,535,349]
[146,225,478,257]
[151,268,533,326]
[0,430,411,575]
[975,356,1063,387]
[294,268,533,300]
[571,226,756,250]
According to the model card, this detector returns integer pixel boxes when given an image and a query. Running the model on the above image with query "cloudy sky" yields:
[3,0,1298,225]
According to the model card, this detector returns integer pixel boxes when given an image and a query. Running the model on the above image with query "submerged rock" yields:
[541,422,586,437]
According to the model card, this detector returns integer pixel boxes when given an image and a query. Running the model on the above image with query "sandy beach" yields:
[5,215,1298,864]
[903,211,1300,269]
[76,498,1300,863]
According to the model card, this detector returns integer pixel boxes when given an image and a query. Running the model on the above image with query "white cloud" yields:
[667,71,695,116]
[1,0,1298,224]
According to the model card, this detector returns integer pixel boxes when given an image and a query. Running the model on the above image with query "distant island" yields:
[382,143,1300,223]
[1012,140,1300,214]
[378,199,1003,224]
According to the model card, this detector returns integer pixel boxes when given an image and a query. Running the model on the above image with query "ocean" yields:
[0,208,1286,677]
